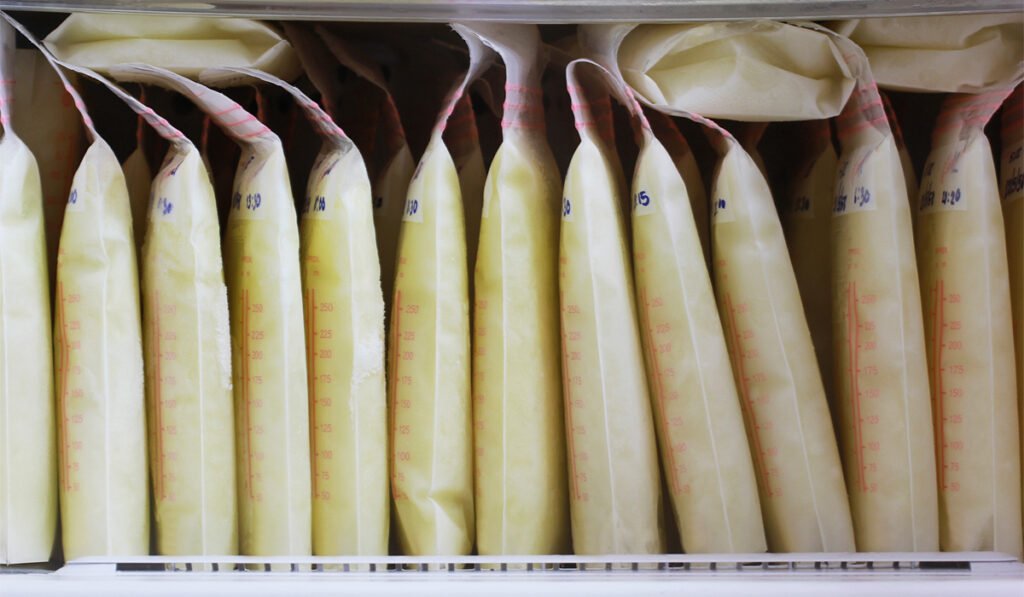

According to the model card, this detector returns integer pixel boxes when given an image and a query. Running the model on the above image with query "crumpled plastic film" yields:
[44,13,301,80]
[111,63,311,558]
[387,34,492,557]
[916,91,1021,557]
[615,21,856,122]
[202,64,389,557]
[454,23,570,557]
[829,14,1024,94]
[0,19,56,565]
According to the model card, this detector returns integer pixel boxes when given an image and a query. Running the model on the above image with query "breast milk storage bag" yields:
[607,21,856,553]
[1001,86,1024,516]
[558,62,665,555]
[112,64,311,557]
[203,64,389,556]
[781,120,838,411]
[0,20,55,564]
[4,24,153,559]
[456,24,569,557]
[53,62,239,556]
[917,92,1022,557]
[580,23,766,553]
[387,37,492,557]
[832,72,938,553]
[308,25,416,319]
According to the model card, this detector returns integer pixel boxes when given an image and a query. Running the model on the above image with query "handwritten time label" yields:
[919,186,966,213]
[632,189,655,217]
[833,184,875,216]
[711,195,734,223]
[230,190,267,220]
[402,196,423,223]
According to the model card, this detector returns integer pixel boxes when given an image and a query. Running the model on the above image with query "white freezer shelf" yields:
[3,552,1024,596]
[0,0,1020,22]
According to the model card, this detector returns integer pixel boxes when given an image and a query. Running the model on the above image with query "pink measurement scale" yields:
[841,273,884,495]
[305,283,336,502]
[925,261,967,497]
[54,261,83,495]
[635,280,686,497]
[148,289,182,502]
[713,276,781,499]
[389,282,416,503]
[235,259,267,503]
[558,283,590,506]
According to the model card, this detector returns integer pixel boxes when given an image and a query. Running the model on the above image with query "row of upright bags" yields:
[834,14,1023,555]
[586,21,857,552]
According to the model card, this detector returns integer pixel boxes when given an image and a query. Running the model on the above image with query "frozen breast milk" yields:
[559,61,665,555]
[11,25,152,559]
[12,49,83,290]
[50,64,241,557]
[203,64,389,556]
[312,26,415,321]
[585,21,854,552]
[579,23,766,553]
[457,24,570,556]
[630,104,767,554]
[781,120,838,418]
[0,21,56,565]
[708,128,854,553]
[387,37,493,556]
[1000,86,1024,522]
[112,64,311,557]
[832,80,938,552]
[917,91,1021,557]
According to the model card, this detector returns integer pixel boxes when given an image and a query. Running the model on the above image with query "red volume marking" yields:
[243,287,254,498]
[723,293,772,497]
[389,290,402,500]
[56,280,72,491]
[153,291,166,499]
[847,281,867,492]
[640,287,680,495]
[935,280,946,491]
[308,288,319,499]
[558,290,581,501]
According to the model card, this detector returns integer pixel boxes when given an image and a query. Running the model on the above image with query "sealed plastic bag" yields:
[1000,86,1024,520]
[45,13,301,80]
[456,24,569,556]
[112,63,311,557]
[53,61,238,557]
[310,26,415,319]
[2,14,152,559]
[830,14,1024,94]
[781,120,838,414]
[617,21,856,122]
[204,64,389,556]
[916,91,1021,556]
[832,55,938,552]
[0,20,56,565]
[587,21,855,553]
[581,23,766,554]
[559,60,665,555]
[387,35,491,557]
[12,48,83,289]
